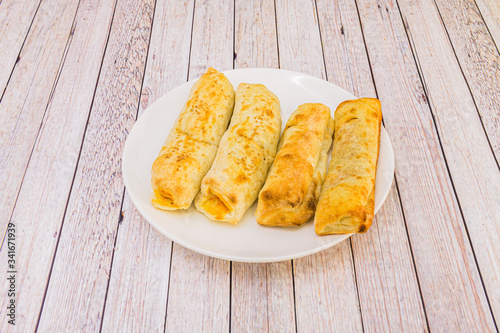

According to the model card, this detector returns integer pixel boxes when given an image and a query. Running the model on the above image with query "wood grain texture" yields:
[275,0,363,331]
[36,0,155,330]
[315,0,428,330]
[232,262,296,333]
[356,0,496,330]
[231,1,295,331]
[398,0,500,322]
[0,0,117,330]
[432,0,500,164]
[275,0,326,79]
[101,0,194,330]
[186,0,234,77]
[164,0,233,331]
[475,0,500,48]
[0,0,41,95]
[0,0,80,239]
[234,0,279,69]
[100,195,172,332]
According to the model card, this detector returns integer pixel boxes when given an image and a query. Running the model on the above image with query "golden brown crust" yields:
[151,68,235,210]
[195,83,281,224]
[151,133,217,210]
[256,103,334,227]
[314,98,382,235]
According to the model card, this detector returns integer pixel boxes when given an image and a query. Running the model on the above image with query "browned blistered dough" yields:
[195,83,281,224]
[151,68,235,210]
[256,103,334,227]
[314,98,382,235]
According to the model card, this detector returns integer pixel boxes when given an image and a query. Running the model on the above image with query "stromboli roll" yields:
[195,83,281,224]
[151,68,235,210]
[314,98,382,235]
[256,103,334,227]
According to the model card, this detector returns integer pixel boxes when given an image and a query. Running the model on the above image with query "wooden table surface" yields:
[1,0,499,331]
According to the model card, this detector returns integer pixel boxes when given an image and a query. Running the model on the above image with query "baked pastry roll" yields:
[151,68,235,210]
[256,103,334,227]
[315,98,382,235]
[195,83,281,224]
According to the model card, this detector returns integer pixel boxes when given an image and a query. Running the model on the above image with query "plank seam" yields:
[0,0,43,104]
[348,239,365,333]
[273,0,281,69]
[394,0,498,330]
[162,242,174,333]
[393,175,431,333]
[291,260,298,333]
[229,261,232,333]
[98,189,126,333]
[185,0,197,82]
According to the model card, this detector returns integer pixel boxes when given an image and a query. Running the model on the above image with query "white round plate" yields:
[123,68,394,262]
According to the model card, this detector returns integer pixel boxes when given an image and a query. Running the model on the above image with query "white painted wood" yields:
[165,248,230,333]
[356,0,496,330]
[275,0,326,79]
[315,0,428,330]
[275,0,363,331]
[100,194,173,332]
[101,0,195,330]
[0,0,80,239]
[0,0,41,95]
[234,0,279,70]
[293,242,362,332]
[232,262,296,332]
[474,0,500,63]
[352,189,429,332]
[231,2,295,331]
[138,0,194,114]
[397,0,500,322]
[0,0,116,330]
[164,0,233,331]
[186,0,234,78]
[36,0,155,330]
[433,0,500,164]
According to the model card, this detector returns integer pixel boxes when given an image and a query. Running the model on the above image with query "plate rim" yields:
[122,67,394,263]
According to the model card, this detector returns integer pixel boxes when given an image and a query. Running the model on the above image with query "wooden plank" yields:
[352,189,429,331]
[0,0,116,330]
[0,0,80,239]
[355,0,497,330]
[99,196,173,332]
[234,0,279,69]
[397,0,500,322]
[164,0,233,331]
[231,1,295,331]
[0,0,42,95]
[35,0,155,330]
[274,0,363,331]
[475,0,500,50]
[100,0,195,330]
[315,0,428,330]
[232,262,296,332]
[432,0,500,164]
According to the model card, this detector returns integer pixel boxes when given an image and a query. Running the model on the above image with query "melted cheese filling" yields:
[201,191,231,220]
[152,190,178,208]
